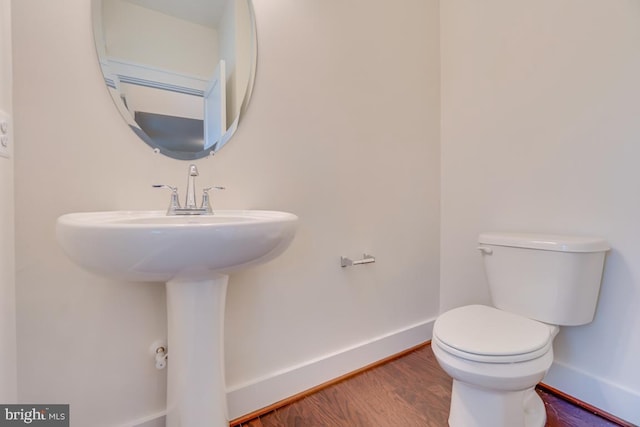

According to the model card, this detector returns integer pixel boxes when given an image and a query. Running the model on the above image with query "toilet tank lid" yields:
[478,232,610,253]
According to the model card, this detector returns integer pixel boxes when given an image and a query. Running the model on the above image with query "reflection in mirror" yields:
[92,0,256,160]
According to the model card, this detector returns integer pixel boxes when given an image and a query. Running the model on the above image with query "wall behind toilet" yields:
[440,0,640,423]
[11,0,440,425]
[0,0,16,403]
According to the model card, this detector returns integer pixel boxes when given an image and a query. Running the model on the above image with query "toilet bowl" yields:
[432,305,558,427]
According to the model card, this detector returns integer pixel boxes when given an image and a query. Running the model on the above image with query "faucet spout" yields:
[185,164,199,209]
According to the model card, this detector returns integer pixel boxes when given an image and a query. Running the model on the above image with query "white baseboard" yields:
[135,417,165,427]
[226,319,435,420]
[117,410,166,427]
[544,360,640,425]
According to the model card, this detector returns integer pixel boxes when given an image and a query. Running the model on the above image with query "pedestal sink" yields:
[56,210,298,427]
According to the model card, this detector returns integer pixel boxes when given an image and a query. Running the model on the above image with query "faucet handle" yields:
[201,186,225,214]
[152,184,178,192]
[202,186,226,193]
[153,184,182,213]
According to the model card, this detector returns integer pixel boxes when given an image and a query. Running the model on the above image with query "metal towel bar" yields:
[341,253,376,268]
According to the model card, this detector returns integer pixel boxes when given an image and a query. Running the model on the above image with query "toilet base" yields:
[449,381,546,427]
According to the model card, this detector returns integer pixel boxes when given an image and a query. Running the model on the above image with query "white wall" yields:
[12,0,440,425]
[0,0,16,404]
[441,0,640,423]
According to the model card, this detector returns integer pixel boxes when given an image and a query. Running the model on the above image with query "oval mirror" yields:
[91,0,256,160]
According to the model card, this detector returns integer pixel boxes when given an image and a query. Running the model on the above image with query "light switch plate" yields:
[0,109,11,159]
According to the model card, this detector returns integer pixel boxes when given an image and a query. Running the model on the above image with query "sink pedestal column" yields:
[165,274,229,427]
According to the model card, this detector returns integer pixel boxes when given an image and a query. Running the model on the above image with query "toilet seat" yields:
[433,305,554,364]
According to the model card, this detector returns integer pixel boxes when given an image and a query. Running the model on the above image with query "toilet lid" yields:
[434,305,553,362]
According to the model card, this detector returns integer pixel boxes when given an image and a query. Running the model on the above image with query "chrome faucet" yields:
[153,164,225,215]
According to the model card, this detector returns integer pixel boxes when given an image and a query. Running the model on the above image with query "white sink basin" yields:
[56,210,298,282]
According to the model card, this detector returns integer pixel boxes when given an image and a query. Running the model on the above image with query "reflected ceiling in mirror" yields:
[92,0,256,160]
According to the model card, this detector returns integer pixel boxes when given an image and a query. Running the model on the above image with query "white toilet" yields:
[432,232,609,427]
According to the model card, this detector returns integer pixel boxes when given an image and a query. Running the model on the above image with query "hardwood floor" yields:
[233,344,629,427]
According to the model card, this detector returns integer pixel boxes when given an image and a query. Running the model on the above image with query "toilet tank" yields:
[478,232,610,326]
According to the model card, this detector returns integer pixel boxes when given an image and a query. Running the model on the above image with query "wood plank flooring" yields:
[234,344,629,427]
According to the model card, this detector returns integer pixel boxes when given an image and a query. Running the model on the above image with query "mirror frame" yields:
[91,0,257,160]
